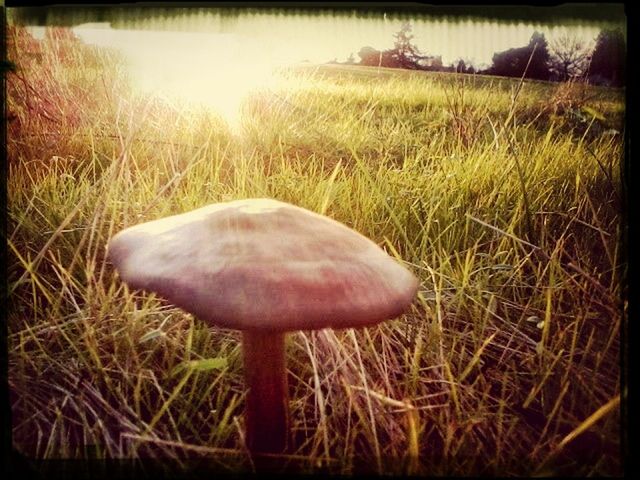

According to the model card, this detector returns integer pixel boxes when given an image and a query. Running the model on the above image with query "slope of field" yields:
[7,27,626,476]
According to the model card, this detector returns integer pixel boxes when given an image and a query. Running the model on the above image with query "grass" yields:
[7,26,626,476]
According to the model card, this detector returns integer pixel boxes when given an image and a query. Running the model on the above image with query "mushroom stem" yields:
[242,330,289,459]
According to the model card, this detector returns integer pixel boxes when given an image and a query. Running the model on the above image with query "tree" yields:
[390,22,421,69]
[453,58,476,74]
[548,34,593,81]
[357,24,434,71]
[526,32,551,80]
[358,46,382,67]
[589,29,625,86]
[488,31,550,80]
[419,55,443,71]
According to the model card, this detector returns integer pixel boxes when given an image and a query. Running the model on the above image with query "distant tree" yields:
[390,22,421,69]
[358,46,382,67]
[452,58,476,74]
[548,34,593,81]
[423,55,443,70]
[589,29,625,86]
[488,31,550,80]
[489,47,522,77]
[345,52,356,65]
[357,23,438,71]
[526,32,551,80]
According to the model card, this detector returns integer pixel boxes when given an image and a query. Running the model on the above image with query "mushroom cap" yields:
[107,198,419,332]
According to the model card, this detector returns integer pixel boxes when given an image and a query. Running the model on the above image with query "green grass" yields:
[7,26,626,476]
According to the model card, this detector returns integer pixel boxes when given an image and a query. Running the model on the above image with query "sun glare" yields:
[73,25,282,133]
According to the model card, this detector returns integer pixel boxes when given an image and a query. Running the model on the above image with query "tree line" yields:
[345,23,625,87]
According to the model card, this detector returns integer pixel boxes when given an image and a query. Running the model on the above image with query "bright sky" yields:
[24,13,610,130]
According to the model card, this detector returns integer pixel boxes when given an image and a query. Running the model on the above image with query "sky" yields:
[23,12,613,129]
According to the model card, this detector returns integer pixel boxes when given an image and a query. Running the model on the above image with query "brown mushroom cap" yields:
[107,198,419,331]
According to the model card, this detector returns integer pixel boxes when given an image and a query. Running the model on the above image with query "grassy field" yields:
[7,26,626,476]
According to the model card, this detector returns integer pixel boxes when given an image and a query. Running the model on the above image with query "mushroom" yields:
[107,198,418,464]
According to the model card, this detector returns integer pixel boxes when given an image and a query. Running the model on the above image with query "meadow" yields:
[7,26,626,476]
